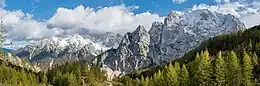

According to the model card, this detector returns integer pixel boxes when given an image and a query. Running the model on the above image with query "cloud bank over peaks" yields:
[0,5,163,40]
[47,5,163,34]
[191,0,260,28]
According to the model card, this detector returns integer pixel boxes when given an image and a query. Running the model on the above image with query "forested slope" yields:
[119,25,260,86]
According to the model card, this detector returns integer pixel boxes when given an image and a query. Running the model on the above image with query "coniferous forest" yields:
[0,60,108,86]
[2,25,260,85]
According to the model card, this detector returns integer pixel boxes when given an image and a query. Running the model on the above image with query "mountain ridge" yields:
[14,9,246,76]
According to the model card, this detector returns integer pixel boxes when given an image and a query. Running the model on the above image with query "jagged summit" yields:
[148,9,245,65]
[15,9,246,76]
[96,9,246,75]
[95,25,151,73]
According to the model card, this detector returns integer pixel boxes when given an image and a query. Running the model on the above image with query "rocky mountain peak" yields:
[164,11,183,25]
[95,25,152,73]
[14,9,247,77]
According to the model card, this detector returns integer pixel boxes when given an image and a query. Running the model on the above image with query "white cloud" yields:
[47,5,163,34]
[0,5,163,40]
[192,1,260,28]
[172,0,187,4]
[0,10,63,40]
[240,13,260,27]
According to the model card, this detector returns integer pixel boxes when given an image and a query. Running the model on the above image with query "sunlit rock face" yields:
[148,9,245,66]
[96,9,245,74]
[95,25,152,72]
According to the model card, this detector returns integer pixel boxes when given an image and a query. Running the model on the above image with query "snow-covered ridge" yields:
[15,33,123,69]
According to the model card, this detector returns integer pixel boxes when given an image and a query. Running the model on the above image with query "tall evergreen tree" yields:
[165,63,178,86]
[199,50,211,85]
[226,51,241,85]
[179,64,189,86]
[242,51,253,85]
[252,52,258,65]
[174,62,181,74]
[152,69,164,86]
[213,51,226,86]
[140,76,149,86]
[190,53,201,85]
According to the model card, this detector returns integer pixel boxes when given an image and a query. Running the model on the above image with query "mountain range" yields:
[11,9,246,78]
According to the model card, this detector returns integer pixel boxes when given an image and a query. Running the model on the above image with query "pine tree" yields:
[179,64,189,86]
[134,78,141,86]
[213,51,226,86]
[165,63,178,86]
[140,76,150,86]
[174,62,181,85]
[190,53,201,85]
[122,76,133,86]
[199,50,211,85]
[252,52,258,65]
[152,69,164,86]
[174,62,181,74]
[242,51,253,85]
[226,51,241,85]
[248,40,253,51]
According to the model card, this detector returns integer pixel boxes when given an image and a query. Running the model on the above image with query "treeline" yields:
[120,50,258,86]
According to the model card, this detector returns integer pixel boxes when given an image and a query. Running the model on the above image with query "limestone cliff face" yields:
[96,9,246,74]
[95,25,152,72]
[0,53,41,72]
[148,9,245,65]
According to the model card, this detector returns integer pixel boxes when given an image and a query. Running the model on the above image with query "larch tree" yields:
[179,64,189,86]
[213,51,226,86]
[165,63,178,86]
[199,50,211,85]
[242,51,253,85]
[190,53,201,85]
[226,51,241,85]
[252,52,258,65]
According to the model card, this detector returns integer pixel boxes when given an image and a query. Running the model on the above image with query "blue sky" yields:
[4,0,215,20]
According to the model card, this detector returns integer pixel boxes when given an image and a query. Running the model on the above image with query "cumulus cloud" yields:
[47,5,163,34]
[192,0,260,28]
[172,0,187,4]
[0,5,163,40]
[0,10,63,40]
